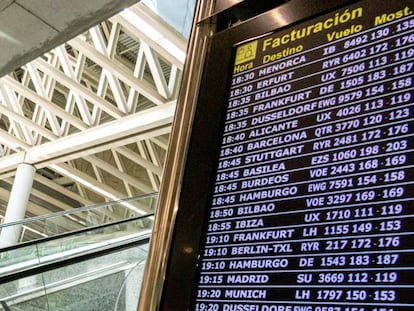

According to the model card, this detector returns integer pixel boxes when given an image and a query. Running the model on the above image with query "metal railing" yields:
[0,194,158,311]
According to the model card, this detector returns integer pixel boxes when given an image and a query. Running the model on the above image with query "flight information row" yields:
[199,252,410,271]
[204,216,411,238]
[208,200,409,220]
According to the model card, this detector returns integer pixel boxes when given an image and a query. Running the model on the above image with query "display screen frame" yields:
[156,0,407,309]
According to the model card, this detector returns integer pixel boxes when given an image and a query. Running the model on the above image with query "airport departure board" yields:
[189,1,414,310]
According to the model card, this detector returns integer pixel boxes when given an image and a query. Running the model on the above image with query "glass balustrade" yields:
[0,194,156,311]
[0,240,149,311]
[0,193,156,277]
[0,192,157,246]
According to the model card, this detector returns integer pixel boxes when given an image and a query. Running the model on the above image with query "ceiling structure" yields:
[0,0,142,78]
[0,1,189,236]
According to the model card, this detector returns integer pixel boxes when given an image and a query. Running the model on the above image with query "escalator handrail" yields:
[0,212,154,254]
[0,232,150,286]
[0,301,11,311]
[0,192,158,230]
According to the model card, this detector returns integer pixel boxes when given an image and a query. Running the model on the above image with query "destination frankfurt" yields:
[233,229,295,242]
[253,93,333,113]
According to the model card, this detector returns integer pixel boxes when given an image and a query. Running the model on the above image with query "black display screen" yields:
[189,1,414,310]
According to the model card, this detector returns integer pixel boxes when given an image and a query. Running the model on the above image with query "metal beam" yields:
[31,57,125,120]
[50,163,152,215]
[0,102,175,176]
[1,76,88,131]
[69,37,167,106]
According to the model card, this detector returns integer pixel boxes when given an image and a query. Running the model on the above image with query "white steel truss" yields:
[0,2,187,234]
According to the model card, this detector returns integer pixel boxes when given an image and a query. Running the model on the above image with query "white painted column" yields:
[0,163,35,247]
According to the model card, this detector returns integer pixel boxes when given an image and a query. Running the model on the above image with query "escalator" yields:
[0,194,157,311]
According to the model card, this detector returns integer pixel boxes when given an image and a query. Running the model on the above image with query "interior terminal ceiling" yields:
[141,0,196,37]
[0,0,195,240]
[0,0,139,78]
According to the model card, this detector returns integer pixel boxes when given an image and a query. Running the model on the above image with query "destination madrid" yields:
[247,131,307,151]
